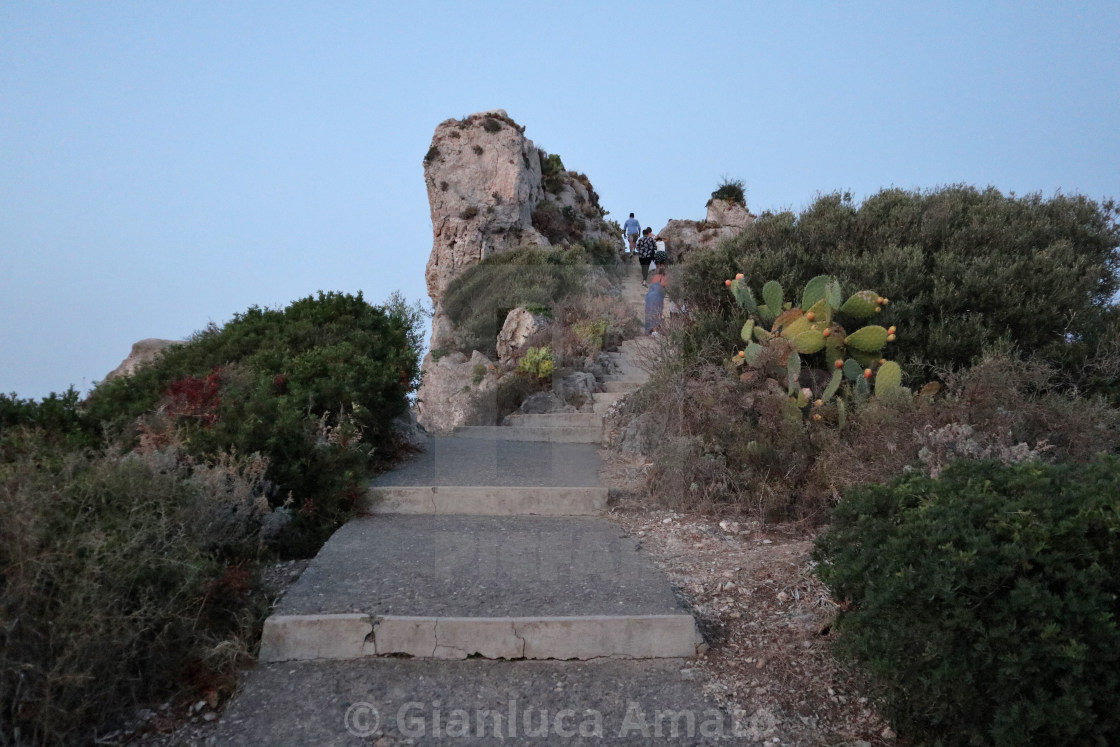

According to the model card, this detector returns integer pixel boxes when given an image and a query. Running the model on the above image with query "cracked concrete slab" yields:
[261,614,704,662]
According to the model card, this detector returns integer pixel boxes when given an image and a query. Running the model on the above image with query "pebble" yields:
[882,726,897,739]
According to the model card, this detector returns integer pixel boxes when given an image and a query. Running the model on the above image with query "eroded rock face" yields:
[416,350,498,434]
[423,110,549,321]
[657,198,756,263]
[705,198,754,229]
[496,307,550,362]
[103,338,178,382]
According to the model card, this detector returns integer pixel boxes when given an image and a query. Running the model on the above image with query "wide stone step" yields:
[504,412,602,428]
[258,515,703,662]
[366,485,607,516]
[453,425,601,443]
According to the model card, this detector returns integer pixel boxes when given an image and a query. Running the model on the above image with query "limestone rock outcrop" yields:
[657,198,756,263]
[417,350,499,434]
[416,110,616,433]
[103,338,179,382]
[496,307,550,362]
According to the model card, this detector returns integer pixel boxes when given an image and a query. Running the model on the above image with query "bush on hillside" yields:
[441,246,593,355]
[676,187,1120,394]
[0,437,272,745]
[813,456,1120,745]
[83,290,423,555]
[621,345,1120,521]
[707,177,746,208]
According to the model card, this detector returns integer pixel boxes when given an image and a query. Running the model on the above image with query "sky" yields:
[2,1,1119,399]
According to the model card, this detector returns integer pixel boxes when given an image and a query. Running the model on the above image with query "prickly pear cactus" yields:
[724,273,908,421]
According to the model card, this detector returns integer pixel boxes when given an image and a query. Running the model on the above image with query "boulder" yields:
[519,391,570,414]
[103,338,179,382]
[555,371,597,408]
[496,307,550,362]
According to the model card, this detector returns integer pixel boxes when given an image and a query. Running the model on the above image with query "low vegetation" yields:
[613,183,1120,743]
[0,291,424,745]
[814,456,1120,745]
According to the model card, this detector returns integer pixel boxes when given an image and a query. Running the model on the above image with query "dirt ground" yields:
[602,451,903,747]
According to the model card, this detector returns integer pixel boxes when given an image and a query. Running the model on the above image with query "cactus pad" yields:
[839,290,880,318]
[875,360,902,396]
[823,368,843,401]
[740,319,755,343]
[793,329,826,354]
[744,342,764,367]
[801,275,831,310]
[846,325,889,352]
[786,351,801,395]
[843,358,863,381]
[730,278,757,312]
[762,280,784,312]
[825,277,843,310]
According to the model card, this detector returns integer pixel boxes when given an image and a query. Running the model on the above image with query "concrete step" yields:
[592,391,626,414]
[453,425,602,443]
[603,380,643,393]
[258,515,703,662]
[366,485,607,516]
[504,412,602,428]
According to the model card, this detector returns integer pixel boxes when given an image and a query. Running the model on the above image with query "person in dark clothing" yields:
[636,227,657,284]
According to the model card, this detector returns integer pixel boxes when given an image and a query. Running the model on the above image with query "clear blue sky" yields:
[3,1,1118,399]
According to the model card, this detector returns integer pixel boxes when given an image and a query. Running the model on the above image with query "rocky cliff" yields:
[657,198,755,263]
[416,110,617,433]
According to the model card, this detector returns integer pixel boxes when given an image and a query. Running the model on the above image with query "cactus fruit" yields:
[724,279,731,286]
[735,273,744,280]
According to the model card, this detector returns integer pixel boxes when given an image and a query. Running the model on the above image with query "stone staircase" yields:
[205,266,714,743]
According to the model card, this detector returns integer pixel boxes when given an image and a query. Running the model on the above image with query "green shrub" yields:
[441,246,591,355]
[84,291,423,556]
[813,456,1120,745]
[677,187,1120,395]
[707,177,746,207]
[516,346,554,378]
[531,200,586,244]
